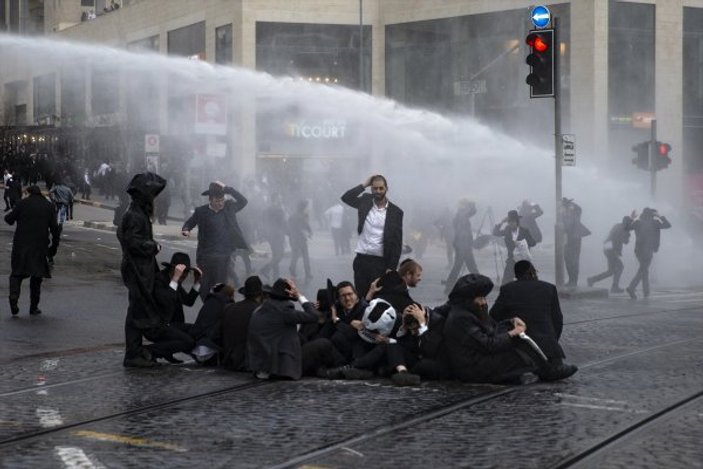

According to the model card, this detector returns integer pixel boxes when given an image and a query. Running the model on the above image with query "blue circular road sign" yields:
[531,5,551,28]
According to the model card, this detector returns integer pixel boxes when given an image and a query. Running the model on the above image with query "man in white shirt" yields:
[341,174,403,298]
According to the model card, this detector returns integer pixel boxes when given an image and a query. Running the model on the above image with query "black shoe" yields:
[586,277,595,288]
[626,287,637,299]
[611,287,624,293]
[123,356,159,368]
[538,363,578,382]
[319,365,348,380]
[342,367,374,380]
[29,308,42,316]
[391,371,421,386]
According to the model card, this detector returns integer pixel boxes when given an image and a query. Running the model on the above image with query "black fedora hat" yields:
[262,278,292,300]
[238,275,263,297]
[201,182,225,197]
[507,210,521,222]
[161,252,192,270]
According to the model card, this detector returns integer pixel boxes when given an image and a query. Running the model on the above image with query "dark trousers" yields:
[628,251,654,297]
[445,245,479,292]
[351,341,387,370]
[564,236,582,286]
[144,324,196,359]
[260,238,284,279]
[198,254,231,300]
[302,338,344,375]
[331,228,344,255]
[386,343,450,380]
[353,254,386,300]
[289,240,311,278]
[9,274,42,310]
[589,250,624,290]
[3,189,10,209]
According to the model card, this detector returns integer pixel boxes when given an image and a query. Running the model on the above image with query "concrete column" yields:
[655,0,684,207]
[236,2,257,178]
[569,0,609,168]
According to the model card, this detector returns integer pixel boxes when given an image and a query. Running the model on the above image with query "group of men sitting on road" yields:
[117,171,576,385]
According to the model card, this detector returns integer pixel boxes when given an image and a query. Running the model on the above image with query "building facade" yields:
[1,0,702,222]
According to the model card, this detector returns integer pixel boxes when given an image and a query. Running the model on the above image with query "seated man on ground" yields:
[221,276,266,371]
[490,260,577,381]
[247,278,335,380]
[443,274,561,384]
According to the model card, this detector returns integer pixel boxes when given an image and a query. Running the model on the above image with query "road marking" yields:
[554,393,628,405]
[558,402,649,414]
[94,244,118,250]
[341,447,364,457]
[55,446,107,469]
[72,430,188,452]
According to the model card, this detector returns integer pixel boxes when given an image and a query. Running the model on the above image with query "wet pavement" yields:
[0,202,701,468]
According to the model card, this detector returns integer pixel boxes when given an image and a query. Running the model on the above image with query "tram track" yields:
[268,335,703,468]
[0,303,700,465]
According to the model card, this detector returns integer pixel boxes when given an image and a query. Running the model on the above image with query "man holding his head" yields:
[342,174,403,298]
[182,180,249,299]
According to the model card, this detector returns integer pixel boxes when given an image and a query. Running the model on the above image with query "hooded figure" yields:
[443,274,536,383]
[117,172,167,367]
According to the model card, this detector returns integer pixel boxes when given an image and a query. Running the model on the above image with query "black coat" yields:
[489,278,565,360]
[5,192,60,278]
[443,304,528,383]
[190,291,232,348]
[453,204,477,250]
[182,186,249,259]
[116,173,166,329]
[341,184,403,270]
[153,268,199,324]
[397,311,447,361]
[630,215,671,255]
[247,299,318,380]
[221,298,260,371]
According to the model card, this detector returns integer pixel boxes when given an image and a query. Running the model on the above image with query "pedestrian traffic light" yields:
[525,29,555,98]
[654,141,672,170]
[632,141,649,171]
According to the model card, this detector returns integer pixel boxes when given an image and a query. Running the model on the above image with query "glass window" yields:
[256,22,371,91]
[91,66,118,115]
[167,21,206,58]
[127,35,159,52]
[61,66,86,126]
[81,0,94,6]
[216,24,233,65]
[684,7,703,172]
[33,73,56,120]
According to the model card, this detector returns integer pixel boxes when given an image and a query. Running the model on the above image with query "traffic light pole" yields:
[553,17,565,287]
[650,119,657,199]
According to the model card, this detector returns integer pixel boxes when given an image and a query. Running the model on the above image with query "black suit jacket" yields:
[341,184,403,270]
[489,278,565,359]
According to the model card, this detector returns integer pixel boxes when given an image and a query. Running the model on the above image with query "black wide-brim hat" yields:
[262,278,292,300]
[507,209,521,222]
[161,252,192,271]
[238,275,263,296]
[448,274,494,304]
[201,182,225,197]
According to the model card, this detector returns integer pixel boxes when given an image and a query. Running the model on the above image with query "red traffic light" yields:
[526,33,549,52]
[658,143,671,156]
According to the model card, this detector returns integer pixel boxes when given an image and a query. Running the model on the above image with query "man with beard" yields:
[182,181,249,299]
[444,273,574,384]
[5,185,61,316]
[342,174,403,297]
[490,260,577,380]
[117,172,167,368]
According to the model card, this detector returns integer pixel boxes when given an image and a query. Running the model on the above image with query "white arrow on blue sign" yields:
[531,5,551,28]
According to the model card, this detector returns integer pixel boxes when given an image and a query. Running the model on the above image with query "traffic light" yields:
[525,29,555,98]
[632,141,649,171]
[654,141,672,170]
